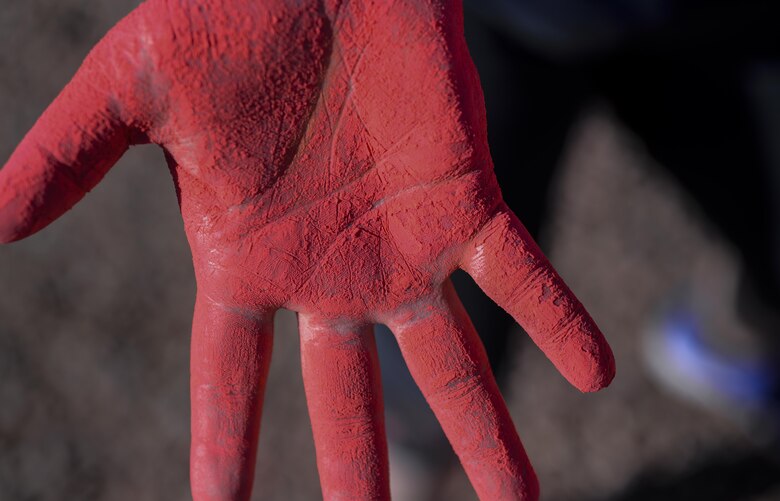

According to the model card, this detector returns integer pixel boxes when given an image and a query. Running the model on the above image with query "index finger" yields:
[461,204,615,392]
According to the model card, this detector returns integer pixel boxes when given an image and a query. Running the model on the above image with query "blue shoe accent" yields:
[658,308,777,407]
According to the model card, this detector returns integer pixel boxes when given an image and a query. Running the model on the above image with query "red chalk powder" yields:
[0,1,614,499]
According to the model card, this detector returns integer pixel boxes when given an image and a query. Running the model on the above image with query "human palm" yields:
[0,1,614,500]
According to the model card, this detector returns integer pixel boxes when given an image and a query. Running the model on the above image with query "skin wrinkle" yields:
[0,1,615,499]
[243,140,416,228]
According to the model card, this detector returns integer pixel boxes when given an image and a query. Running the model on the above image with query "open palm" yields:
[0,1,614,499]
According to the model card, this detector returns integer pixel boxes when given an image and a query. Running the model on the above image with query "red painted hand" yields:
[0,1,615,499]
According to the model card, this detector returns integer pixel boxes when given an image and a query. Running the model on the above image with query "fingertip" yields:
[0,224,28,244]
[0,232,17,245]
[571,343,616,393]
[0,207,23,244]
[577,368,615,393]
[523,468,541,501]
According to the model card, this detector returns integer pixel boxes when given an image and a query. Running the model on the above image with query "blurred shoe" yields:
[642,287,780,444]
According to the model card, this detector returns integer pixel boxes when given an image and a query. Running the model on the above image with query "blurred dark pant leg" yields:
[603,61,780,298]
[600,35,780,337]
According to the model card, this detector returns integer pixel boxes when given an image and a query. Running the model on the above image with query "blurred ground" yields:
[1,2,779,500]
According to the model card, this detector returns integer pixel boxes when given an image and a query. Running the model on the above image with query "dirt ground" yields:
[1,2,779,500]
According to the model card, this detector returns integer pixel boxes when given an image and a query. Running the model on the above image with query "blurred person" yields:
[378,0,780,498]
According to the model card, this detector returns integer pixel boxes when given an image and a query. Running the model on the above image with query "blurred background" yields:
[1,1,779,500]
